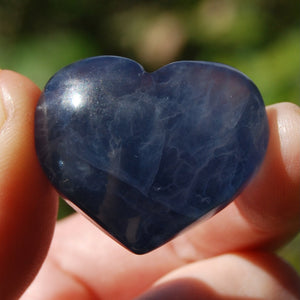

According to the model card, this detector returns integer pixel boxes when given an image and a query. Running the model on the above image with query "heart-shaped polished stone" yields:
[35,56,269,254]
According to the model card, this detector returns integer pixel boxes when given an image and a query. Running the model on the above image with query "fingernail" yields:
[278,103,300,182]
[0,70,8,129]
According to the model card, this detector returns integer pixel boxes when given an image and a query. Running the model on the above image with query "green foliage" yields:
[1,0,299,102]
[278,233,300,274]
[0,0,299,271]
[4,32,97,87]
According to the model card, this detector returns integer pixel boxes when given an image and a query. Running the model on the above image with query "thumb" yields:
[0,70,58,299]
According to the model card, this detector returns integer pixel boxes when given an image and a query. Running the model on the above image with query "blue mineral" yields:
[34,56,269,254]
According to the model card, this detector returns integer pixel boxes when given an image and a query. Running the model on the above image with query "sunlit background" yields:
[0,0,299,273]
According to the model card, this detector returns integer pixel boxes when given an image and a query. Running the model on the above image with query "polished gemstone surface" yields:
[35,56,269,254]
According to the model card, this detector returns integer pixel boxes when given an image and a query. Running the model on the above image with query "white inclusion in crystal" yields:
[58,159,64,169]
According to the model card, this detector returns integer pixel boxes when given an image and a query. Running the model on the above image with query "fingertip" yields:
[236,102,300,243]
[0,70,58,298]
[138,252,300,300]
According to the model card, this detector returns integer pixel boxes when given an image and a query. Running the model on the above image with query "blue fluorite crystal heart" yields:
[35,56,269,254]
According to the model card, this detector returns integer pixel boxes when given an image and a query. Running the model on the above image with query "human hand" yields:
[0,70,299,299]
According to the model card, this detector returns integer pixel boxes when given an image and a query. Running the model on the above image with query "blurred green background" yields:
[0,0,299,272]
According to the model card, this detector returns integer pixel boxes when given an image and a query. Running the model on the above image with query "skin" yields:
[0,70,299,300]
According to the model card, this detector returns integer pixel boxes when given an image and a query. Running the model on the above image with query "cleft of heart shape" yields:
[35,56,269,254]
